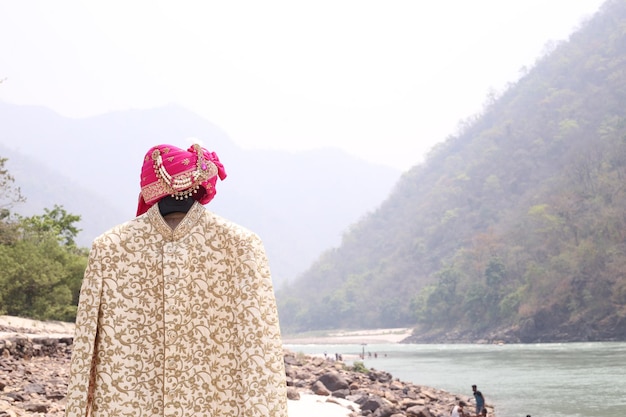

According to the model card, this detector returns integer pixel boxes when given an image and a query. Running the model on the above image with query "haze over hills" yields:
[0,102,401,286]
[278,0,626,342]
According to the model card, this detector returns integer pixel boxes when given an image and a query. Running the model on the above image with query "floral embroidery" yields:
[65,203,287,417]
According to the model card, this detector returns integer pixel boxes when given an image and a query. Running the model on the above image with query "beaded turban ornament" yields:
[136,143,227,216]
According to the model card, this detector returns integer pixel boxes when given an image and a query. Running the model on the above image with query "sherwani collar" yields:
[146,201,206,241]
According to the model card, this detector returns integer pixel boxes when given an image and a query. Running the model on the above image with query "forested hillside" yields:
[277,0,626,342]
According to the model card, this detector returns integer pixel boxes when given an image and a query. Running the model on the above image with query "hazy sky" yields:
[0,0,606,171]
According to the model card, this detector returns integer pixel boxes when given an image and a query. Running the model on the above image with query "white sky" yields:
[0,0,606,171]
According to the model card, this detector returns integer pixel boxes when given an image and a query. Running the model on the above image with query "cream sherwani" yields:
[65,202,288,417]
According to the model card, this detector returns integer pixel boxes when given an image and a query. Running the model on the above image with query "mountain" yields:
[0,144,126,238]
[0,103,401,286]
[278,0,626,343]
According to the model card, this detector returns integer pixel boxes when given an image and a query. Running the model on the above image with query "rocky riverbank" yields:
[0,322,494,417]
[0,330,72,416]
[283,350,493,417]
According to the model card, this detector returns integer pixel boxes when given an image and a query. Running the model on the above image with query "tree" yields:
[0,160,87,321]
[484,258,506,322]
[0,157,26,244]
[0,205,87,321]
[19,205,82,248]
[0,157,26,211]
[0,232,86,321]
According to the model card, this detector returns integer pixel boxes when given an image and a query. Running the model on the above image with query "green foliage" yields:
[349,361,369,373]
[0,219,86,321]
[0,157,25,245]
[0,156,88,322]
[277,1,626,340]
[0,157,26,210]
[410,285,436,325]
[18,205,82,248]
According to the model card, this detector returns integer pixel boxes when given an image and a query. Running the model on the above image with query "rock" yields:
[325,396,347,407]
[373,405,401,417]
[0,334,71,417]
[401,398,426,407]
[421,389,438,401]
[389,380,405,390]
[311,380,331,396]
[360,396,386,412]
[2,393,24,402]
[21,402,49,413]
[286,387,301,400]
[331,389,350,398]
[369,369,393,383]
[406,405,434,417]
[23,383,46,395]
[318,371,349,391]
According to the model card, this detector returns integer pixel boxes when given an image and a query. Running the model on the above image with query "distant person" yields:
[64,143,288,417]
[450,400,467,417]
[472,384,485,415]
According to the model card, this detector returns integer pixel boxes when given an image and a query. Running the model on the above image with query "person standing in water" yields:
[472,384,486,415]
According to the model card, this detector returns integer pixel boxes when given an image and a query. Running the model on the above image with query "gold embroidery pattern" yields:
[65,203,288,417]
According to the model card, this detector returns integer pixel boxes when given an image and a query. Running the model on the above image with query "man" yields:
[450,400,466,417]
[65,143,288,417]
[472,384,485,415]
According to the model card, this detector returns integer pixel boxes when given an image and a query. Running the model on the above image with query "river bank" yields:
[281,327,414,345]
[0,335,475,417]
[0,317,484,417]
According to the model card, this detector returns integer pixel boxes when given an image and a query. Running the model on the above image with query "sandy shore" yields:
[281,327,413,344]
[0,316,413,345]
[0,315,414,344]
[0,315,75,338]
[288,394,358,417]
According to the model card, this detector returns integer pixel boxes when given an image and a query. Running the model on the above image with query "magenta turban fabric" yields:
[137,143,227,216]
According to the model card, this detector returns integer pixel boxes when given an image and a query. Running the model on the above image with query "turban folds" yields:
[137,143,227,216]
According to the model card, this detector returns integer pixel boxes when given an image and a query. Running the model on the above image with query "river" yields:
[283,342,626,417]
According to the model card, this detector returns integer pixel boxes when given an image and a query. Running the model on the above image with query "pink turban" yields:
[137,143,227,216]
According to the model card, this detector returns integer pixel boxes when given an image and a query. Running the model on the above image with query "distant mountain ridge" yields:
[0,102,401,286]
